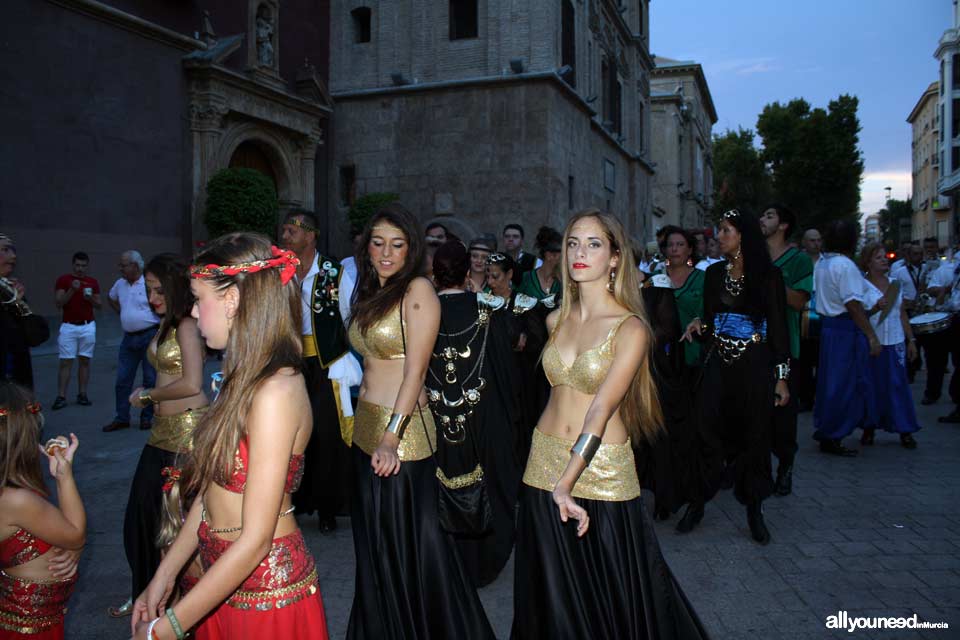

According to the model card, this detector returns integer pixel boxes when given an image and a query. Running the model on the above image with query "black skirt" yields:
[122,444,176,600]
[293,356,351,519]
[512,485,709,640]
[347,448,495,640]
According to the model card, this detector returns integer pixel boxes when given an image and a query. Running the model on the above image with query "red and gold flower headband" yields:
[161,466,182,493]
[190,245,300,285]
[0,402,42,418]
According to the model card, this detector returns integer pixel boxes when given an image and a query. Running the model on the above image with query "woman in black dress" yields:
[428,242,523,588]
[346,204,494,639]
[512,208,708,640]
[678,209,790,544]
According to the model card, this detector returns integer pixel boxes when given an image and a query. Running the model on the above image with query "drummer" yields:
[926,256,960,423]
[892,244,929,384]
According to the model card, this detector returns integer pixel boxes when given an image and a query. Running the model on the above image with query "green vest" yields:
[306,254,350,368]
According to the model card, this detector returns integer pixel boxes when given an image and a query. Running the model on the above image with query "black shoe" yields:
[76,393,92,406]
[938,409,960,424]
[51,396,67,410]
[747,503,771,545]
[819,440,858,457]
[774,464,793,497]
[102,420,130,432]
[318,516,337,534]
[139,419,152,431]
[860,428,875,446]
[921,395,939,406]
[675,503,704,534]
[900,434,918,449]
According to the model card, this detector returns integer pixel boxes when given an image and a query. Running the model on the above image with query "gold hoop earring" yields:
[607,270,616,293]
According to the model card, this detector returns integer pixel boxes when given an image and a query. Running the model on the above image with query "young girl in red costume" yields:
[0,382,85,639]
[132,233,328,640]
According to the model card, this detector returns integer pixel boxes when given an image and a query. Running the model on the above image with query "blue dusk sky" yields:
[651,0,949,217]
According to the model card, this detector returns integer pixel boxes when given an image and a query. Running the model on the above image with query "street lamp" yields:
[884,186,892,201]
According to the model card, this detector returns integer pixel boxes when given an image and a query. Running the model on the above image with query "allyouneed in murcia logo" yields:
[825,611,949,633]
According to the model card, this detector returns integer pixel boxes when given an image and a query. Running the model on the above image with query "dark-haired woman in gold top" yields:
[511,210,707,640]
[346,204,494,639]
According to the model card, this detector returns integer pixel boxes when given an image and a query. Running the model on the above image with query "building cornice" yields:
[46,0,205,52]
[907,81,939,124]
[651,62,717,124]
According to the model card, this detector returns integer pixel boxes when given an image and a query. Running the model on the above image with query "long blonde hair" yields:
[558,209,663,443]
[183,233,303,496]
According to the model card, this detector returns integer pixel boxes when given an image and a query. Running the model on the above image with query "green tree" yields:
[755,94,864,232]
[878,198,913,246]
[348,192,399,232]
[711,128,772,220]
[204,168,279,239]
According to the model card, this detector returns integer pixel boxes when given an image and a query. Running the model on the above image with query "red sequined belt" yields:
[197,521,319,611]
[0,571,76,634]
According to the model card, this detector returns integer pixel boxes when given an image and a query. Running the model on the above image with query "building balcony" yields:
[937,169,960,195]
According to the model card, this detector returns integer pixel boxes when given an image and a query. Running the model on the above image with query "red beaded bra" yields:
[217,438,305,495]
[0,528,51,569]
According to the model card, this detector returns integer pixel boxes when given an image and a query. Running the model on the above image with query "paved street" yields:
[28,318,960,639]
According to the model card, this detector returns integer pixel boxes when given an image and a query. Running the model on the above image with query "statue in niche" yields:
[255,6,274,67]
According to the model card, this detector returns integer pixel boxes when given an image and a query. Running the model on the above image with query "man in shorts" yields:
[53,251,101,409]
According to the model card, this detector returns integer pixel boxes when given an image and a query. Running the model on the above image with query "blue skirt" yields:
[867,344,921,434]
[814,315,872,441]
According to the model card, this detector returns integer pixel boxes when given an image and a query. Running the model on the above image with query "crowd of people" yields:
[0,201,957,639]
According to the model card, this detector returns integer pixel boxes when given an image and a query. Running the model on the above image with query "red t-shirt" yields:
[55,274,100,323]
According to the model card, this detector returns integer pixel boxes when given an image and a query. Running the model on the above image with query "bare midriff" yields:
[536,385,629,444]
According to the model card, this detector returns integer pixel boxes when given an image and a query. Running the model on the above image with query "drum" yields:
[909,311,954,335]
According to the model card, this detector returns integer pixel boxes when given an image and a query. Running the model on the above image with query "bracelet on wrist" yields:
[139,389,156,405]
[570,433,602,466]
[146,617,161,640]
[775,362,790,381]
[385,413,410,439]
[165,607,185,640]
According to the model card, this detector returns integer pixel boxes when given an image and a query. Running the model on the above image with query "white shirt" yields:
[928,261,960,311]
[695,257,724,271]
[814,253,866,317]
[890,258,905,274]
[890,262,927,303]
[108,276,160,332]
[864,277,904,346]
[299,256,354,336]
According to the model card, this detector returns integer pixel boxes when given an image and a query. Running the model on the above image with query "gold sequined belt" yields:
[352,399,435,462]
[0,609,62,634]
[522,429,640,502]
[225,568,319,611]
[147,407,207,453]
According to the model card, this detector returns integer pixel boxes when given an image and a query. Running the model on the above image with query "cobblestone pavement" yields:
[27,319,959,639]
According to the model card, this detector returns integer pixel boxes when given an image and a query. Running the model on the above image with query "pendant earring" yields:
[607,269,616,293]
[686,257,694,268]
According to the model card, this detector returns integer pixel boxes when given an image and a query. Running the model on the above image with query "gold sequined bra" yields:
[147,326,182,376]
[348,304,405,360]
[542,314,636,395]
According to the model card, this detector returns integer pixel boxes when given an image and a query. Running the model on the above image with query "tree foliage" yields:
[756,95,864,232]
[711,127,772,220]
[348,192,399,233]
[878,198,913,246]
[204,168,279,239]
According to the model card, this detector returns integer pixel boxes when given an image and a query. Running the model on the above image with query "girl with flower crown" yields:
[132,234,327,640]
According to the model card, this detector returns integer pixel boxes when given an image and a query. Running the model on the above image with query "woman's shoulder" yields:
[0,486,45,518]
[406,276,438,298]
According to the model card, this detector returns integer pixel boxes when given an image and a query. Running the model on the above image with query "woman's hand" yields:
[868,334,882,357]
[131,618,153,640]
[371,433,401,477]
[681,318,703,343]
[907,340,918,362]
[131,573,174,635]
[129,387,146,408]
[39,434,78,479]
[47,547,81,579]
[872,297,889,313]
[774,379,790,408]
[552,484,589,537]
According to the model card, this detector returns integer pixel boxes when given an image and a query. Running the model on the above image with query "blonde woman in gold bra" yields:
[346,204,494,639]
[511,210,708,640]
[109,254,209,618]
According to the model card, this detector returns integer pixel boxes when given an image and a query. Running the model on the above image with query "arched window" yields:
[351,7,372,44]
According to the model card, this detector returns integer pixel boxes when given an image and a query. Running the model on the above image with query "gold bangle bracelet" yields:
[385,413,410,439]
[139,389,156,405]
[570,433,602,466]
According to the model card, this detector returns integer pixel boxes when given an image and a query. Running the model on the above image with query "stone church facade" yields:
[2,0,333,314]
[328,0,655,255]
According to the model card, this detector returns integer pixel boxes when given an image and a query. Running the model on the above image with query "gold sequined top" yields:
[522,428,640,501]
[352,399,434,461]
[147,326,182,376]
[348,304,405,360]
[542,314,636,394]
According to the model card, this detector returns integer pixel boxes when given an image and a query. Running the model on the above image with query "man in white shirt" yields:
[891,244,928,384]
[925,258,960,422]
[695,235,723,271]
[103,250,160,432]
[812,221,882,457]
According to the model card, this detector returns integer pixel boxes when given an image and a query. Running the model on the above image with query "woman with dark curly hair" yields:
[678,210,790,544]
[347,204,493,639]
